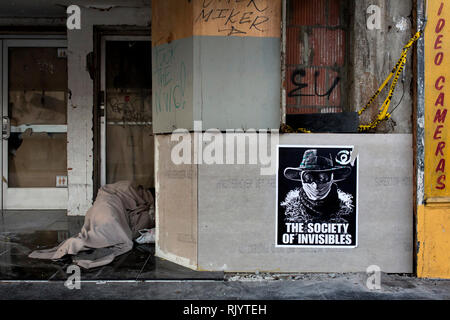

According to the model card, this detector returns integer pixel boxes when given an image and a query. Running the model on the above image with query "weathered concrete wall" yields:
[350,0,414,133]
[66,5,150,215]
[198,133,413,272]
[0,0,65,19]
[0,18,65,26]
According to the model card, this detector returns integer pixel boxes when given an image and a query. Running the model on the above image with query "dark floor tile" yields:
[138,252,224,280]
[0,211,68,232]
[0,231,71,280]
[79,247,151,280]
[0,211,224,281]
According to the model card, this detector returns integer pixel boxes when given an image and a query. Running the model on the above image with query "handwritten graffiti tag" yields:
[154,44,187,113]
[108,94,152,126]
[288,69,340,100]
[195,0,271,36]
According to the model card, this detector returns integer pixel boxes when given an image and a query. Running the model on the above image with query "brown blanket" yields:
[28,181,154,269]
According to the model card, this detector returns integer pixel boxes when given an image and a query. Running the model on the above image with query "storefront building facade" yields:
[0,0,448,278]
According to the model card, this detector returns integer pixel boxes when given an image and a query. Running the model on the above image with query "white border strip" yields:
[11,125,67,133]
[275,144,359,249]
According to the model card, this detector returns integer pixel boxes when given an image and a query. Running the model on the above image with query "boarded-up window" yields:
[285,0,348,115]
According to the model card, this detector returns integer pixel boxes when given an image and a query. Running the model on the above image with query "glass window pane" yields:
[8,47,68,187]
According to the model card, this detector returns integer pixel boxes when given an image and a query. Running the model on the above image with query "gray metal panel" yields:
[198,133,413,272]
[153,35,281,133]
[152,37,194,133]
[193,36,281,130]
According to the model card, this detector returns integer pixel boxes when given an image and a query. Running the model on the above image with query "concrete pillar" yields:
[152,0,282,269]
[66,5,150,216]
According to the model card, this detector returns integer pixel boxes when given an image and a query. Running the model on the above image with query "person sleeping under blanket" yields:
[28,180,155,269]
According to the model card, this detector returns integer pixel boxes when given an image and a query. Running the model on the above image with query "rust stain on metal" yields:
[285,0,346,114]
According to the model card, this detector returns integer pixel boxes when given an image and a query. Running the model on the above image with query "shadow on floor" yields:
[0,210,223,281]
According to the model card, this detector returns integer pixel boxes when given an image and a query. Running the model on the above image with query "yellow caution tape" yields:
[358,30,422,132]
[280,124,312,133]
[282,30,422,133]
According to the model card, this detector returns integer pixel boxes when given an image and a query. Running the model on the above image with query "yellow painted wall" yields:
[417,204,450,278]
[419,0,450,278]
[424,0,450,198]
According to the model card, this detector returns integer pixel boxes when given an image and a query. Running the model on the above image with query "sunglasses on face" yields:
[302,172,332,184]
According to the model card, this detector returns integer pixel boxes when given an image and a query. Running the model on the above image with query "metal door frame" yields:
[1,38,68,210]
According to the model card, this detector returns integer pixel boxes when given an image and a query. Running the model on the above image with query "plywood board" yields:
[152,0,281,47]
[155,134,197,269]
[106,125,154,188]
[9,90,66,125]
[193,0,281,38]
[152,0,194,47]
[106,91,151,123]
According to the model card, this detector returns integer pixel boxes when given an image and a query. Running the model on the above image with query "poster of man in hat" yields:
[276,146,358,248]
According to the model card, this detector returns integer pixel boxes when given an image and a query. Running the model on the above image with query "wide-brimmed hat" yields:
[283,149,351,182]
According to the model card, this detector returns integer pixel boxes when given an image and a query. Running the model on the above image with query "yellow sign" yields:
[425,0,450,199]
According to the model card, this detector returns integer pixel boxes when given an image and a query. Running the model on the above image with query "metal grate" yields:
[285,0,348,115]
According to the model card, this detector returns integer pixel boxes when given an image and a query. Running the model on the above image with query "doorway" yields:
[0,33,222,280]
[1,38,68,210]
[99,36,154,193]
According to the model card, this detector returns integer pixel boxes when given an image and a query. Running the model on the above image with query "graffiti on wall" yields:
[153,44,187,113]
[108,93,152,126]
[285,0,345,113]
[288,68,340,100]
[195,0,274,36]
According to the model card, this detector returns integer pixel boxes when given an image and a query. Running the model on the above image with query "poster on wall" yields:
[276,145,358,248]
